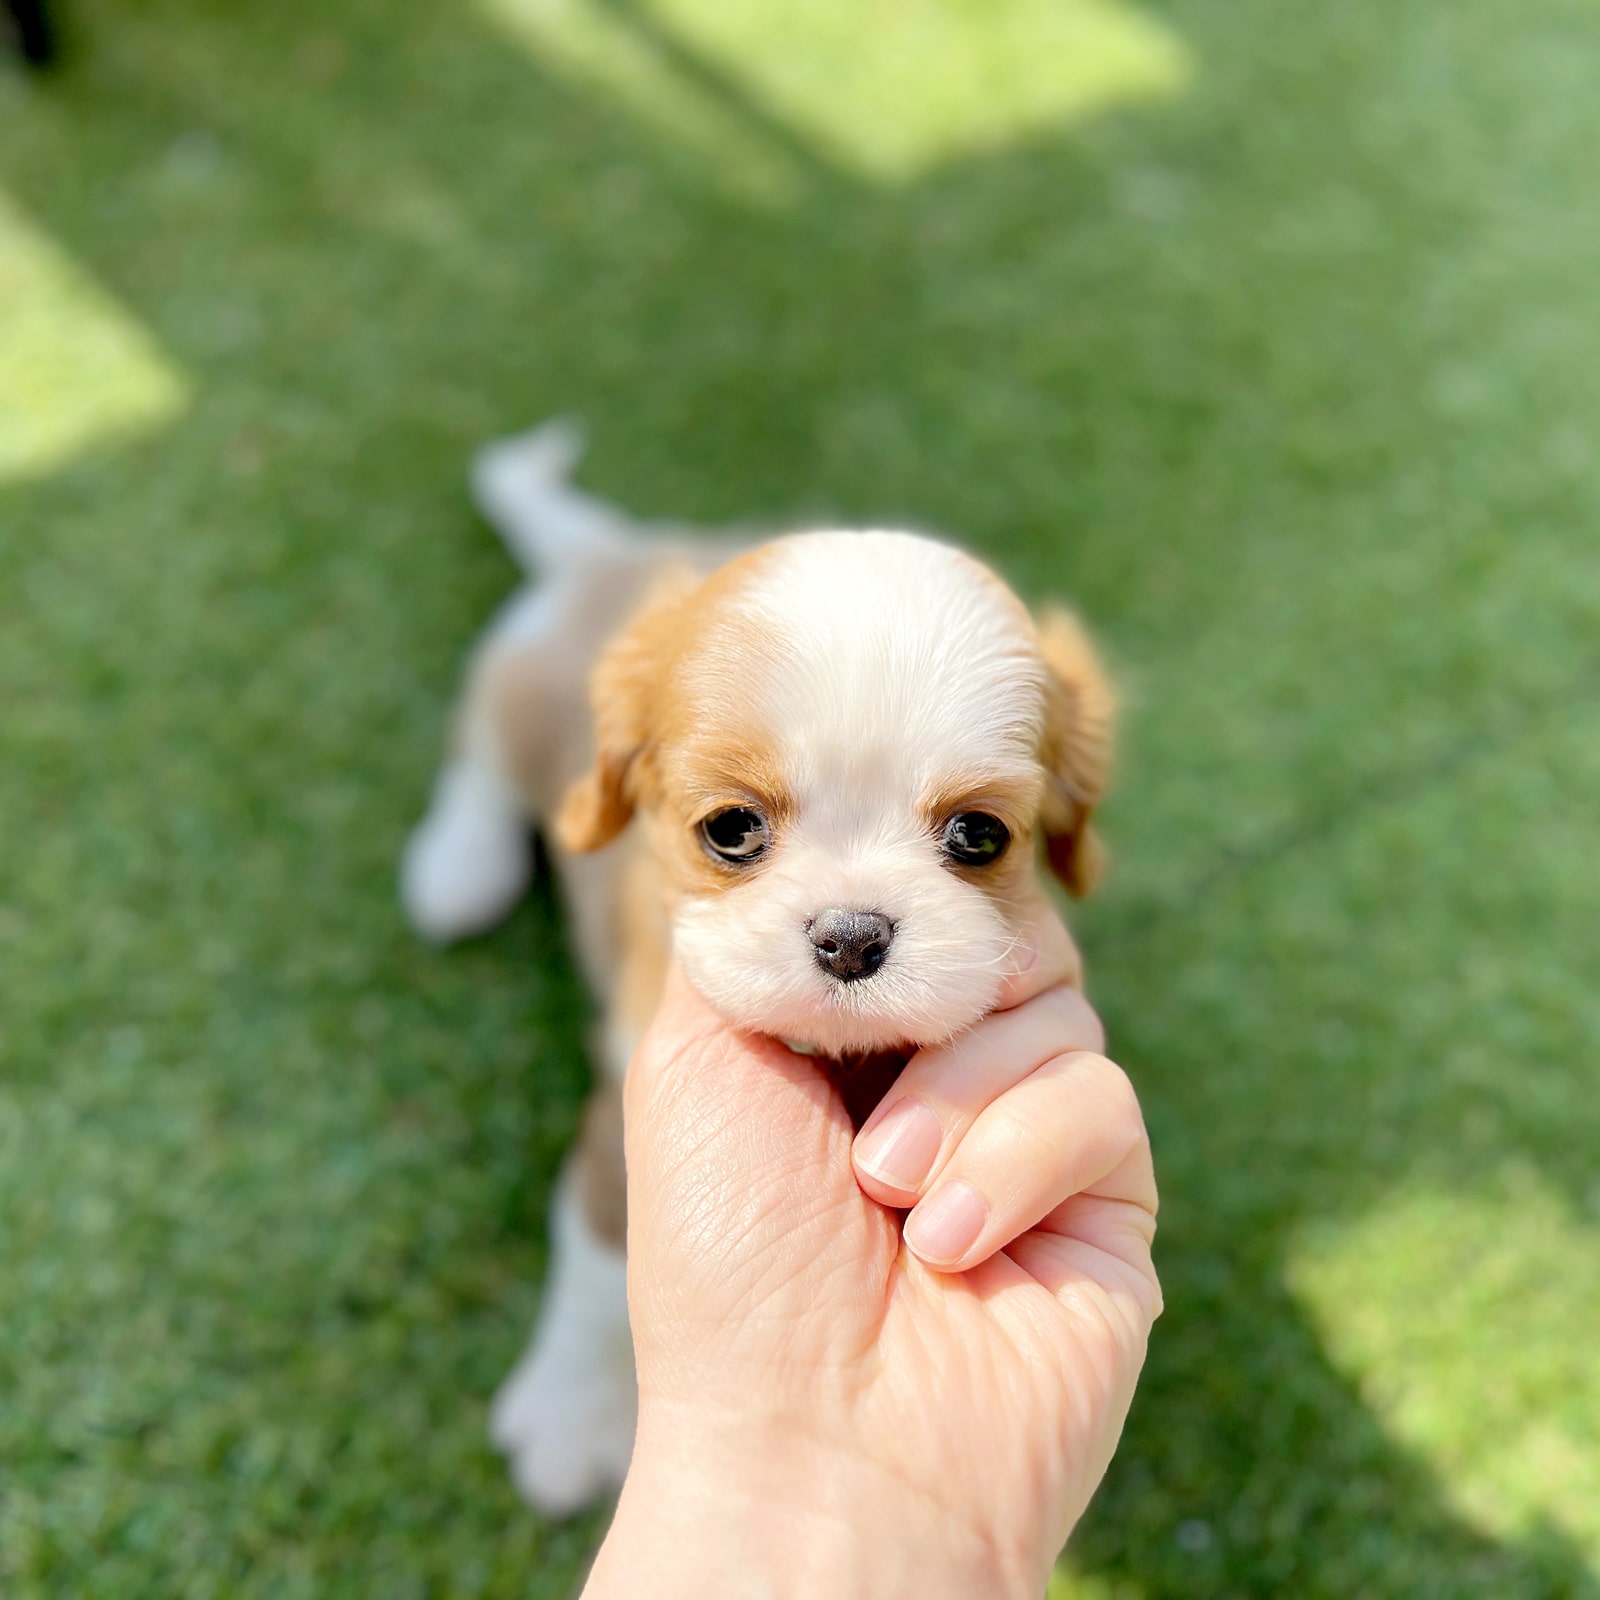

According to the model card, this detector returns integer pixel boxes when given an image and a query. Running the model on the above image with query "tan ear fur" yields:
[1035,605,1115,897]
[555,573,696,854]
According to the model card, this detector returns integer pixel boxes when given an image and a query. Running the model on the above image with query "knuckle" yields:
[1111,1083,1148,1156]
[1079,1054,1145,1149]
[1061,990,1106,1053]
[1028,984,1105,1053]
[969,1100,1060,1200]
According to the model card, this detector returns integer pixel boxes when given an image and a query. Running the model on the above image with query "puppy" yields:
[403,422,1113,1514]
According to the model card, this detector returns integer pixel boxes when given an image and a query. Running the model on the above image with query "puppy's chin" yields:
[673,888,1015,1057]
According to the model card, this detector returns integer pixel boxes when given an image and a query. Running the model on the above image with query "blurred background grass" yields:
[2,0,1597,1595]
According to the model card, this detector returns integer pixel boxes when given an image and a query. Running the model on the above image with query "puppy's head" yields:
[558,531,1111,1054]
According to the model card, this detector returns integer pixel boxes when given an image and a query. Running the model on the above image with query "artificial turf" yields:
[2,0,1597,1595]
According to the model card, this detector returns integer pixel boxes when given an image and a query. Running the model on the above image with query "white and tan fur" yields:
[403,422,1113,1515]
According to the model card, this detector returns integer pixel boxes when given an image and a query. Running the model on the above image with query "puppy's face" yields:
[559,532,1111,1055]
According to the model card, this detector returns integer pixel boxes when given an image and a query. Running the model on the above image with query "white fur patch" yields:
[675,532,1043,1052]
[490,1174,637,1516]
[400,758,530,943]
[737,531,1044,790]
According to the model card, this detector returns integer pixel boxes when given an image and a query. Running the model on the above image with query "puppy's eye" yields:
[700,806,769,863]
[942,811,1010,866]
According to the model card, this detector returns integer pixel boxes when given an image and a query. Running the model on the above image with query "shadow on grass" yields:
[3,0,1596,1594]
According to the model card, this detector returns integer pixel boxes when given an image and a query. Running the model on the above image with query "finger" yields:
[1003,1228,1159,1431]
[991,894,1085,1011]
[1017,1191,1162,1320]
[1006,1222,1162,1342]
[901,1051,1150,1273]
[1038,1134,1159,1226]
[851,981,1105,1205]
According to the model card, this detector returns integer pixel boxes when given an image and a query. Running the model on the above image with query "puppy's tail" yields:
[469,418,636,576]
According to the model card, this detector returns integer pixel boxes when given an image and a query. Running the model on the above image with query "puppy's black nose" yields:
[808,909,894,982]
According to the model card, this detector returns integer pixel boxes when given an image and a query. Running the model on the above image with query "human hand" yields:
[585,899,1160,1600]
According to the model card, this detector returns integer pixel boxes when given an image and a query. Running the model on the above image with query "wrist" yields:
[584,1407,1046,1600]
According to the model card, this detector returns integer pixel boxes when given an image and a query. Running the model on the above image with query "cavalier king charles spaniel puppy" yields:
[403,422,1112,1514]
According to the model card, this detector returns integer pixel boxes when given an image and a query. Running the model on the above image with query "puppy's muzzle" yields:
[808,909,894,982]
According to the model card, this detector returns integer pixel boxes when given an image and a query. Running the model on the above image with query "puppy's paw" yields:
[401,760,530,942]
[490,1341,637,1518]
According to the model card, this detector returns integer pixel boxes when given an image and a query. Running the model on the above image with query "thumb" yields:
[622,962,860,1216]
[621,971,901,1389]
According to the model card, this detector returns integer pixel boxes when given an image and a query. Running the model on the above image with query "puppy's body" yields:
[404,424,1111,1513]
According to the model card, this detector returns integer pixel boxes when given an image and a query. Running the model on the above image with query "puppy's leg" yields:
[401,751,530,943]
[490,1081,636,1516]
[401,587,572,942]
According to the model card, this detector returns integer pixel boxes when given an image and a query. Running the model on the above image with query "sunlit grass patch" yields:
[0,189,190,484]
[480,0,1190,193]
[1289,1177,1600,1563]
[649,0,1192,181]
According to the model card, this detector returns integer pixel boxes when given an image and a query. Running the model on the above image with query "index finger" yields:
[991,894,1086,1012]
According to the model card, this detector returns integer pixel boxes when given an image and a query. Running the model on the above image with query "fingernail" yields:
[1011,930,1038,974]
[904,1181,988,1266]
[854,1098,943,1192]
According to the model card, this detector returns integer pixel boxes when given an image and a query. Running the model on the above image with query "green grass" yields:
[3,0,1598,1594]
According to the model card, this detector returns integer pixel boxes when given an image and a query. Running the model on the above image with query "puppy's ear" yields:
[555,574,694,854]
[1034,605,1115,897]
